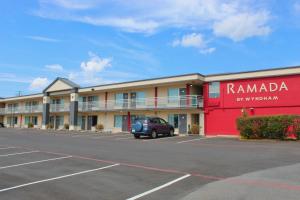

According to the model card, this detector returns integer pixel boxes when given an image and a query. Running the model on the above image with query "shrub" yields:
[237,115,300,140]
[27,122,34,128]
[96,124,104,131]
[190,124,201,134]
[64,123,69,130]
[46,124,54,129]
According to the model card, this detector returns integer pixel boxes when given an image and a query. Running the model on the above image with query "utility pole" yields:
[16,91,23,96]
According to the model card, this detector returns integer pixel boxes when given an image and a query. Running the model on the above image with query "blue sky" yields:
[1,0,300,97]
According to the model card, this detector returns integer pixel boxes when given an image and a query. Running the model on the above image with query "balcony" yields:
[0,105,43,115]
[78,95,203,112]
[50,103,70,112]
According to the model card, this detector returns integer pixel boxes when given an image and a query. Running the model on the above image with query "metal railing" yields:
[0,105,43,115]
[78,95,203,112]
[50,103,70,112]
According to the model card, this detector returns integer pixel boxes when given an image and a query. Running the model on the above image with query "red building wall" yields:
[204,74,300,136]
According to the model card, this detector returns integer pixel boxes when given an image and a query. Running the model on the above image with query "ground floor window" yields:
[114,115,122,128]
[168,114,179,128]
[25,116,30,125]
[7,116,18,126]
[32,116,38,125]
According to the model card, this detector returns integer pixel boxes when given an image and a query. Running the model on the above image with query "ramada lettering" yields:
[227,82,288,94]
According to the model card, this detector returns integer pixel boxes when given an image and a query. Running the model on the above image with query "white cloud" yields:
[173,33,206,48]
[43,0,97,10]
[30,77,49,90]
[294,2,300,13]
[172,33,215,54]
[25,35,60,42]
[0,73,31,83]
[80,52,112,73]
[45,64,64,72]
[68,52,112,84]
[213,11,271,41]
[200,47,216,54]
[34,0,272,40]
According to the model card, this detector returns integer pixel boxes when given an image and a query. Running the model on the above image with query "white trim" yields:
[205,67,300,82]
[0,163,120,193]
[126,174,191,200]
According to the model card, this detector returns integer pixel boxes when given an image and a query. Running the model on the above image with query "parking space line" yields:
[0,163,120,193]
[126,174,191,200]
[0,151,39,157]
[0,147,18,150]
[177,138,203,144]
[91,134,131,139]
[142,136,177,142]
[0,156,72,170]
[115,136,133,140]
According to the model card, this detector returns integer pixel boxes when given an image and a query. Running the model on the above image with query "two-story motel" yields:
[1,66,300,136]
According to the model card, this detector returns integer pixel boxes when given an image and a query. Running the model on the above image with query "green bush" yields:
[27,122,34,128]
[46,124,54,129]
[96,124,104,131]
[190,124,201,134]
[237,115,300,140]
[64,123,69,130]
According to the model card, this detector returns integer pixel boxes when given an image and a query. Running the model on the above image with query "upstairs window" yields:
[209,82,220,98]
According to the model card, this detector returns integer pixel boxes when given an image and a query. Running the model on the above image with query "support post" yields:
[69,88,78,131]
[42,93,50,129]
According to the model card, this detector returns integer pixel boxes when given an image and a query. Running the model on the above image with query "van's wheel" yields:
[134,135,140,139]
[169,129,174,137]
[151,130,157,139]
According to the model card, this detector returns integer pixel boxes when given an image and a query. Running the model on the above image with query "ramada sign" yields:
[226,81,288,103]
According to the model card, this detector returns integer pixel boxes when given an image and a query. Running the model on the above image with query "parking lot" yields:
[0,128,300,200]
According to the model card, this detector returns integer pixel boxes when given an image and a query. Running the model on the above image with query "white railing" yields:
[50,103,70,112]
[78,95,203,112]
[0,105,43,115]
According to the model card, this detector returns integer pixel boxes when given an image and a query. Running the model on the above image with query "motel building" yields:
[0,66,300,136]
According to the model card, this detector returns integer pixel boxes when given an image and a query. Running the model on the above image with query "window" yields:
[168,88,179,103]
[168,114,179,128]
[209,82,220,98]
[159,118,167,125]
[114,115,122,128]
[115,93,123,106]
[32,116,38,125]
[25,116,30,125]
[136,92,146,106]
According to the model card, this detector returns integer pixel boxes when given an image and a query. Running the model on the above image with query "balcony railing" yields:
[50,103,70,112]
[0,105,43,115]
[79,95,203,112]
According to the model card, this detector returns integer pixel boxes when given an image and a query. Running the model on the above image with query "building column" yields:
[186,84,191,107]
[127,111,131,132]
[154,87,158,108]
[200,111,205,136]
[42,93,50,129]
[69,89,79,131]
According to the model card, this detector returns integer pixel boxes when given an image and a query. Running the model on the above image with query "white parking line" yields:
[115,136,133,140]
[0,147,17,150]
[126,174,191,200]
[0,156,72,170]
[142,136,176,142]
[0,151,39,157]
[0,163,120,193]
[177,138,203,144]
[91,134,131,139]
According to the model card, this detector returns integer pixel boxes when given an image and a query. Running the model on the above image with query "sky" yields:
[1,0,300,97]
